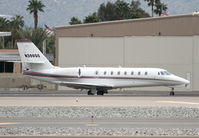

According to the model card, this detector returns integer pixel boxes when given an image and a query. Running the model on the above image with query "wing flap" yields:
[54,81,113,89]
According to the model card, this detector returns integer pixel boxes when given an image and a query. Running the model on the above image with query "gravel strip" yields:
[0,127,198,136]
[0,106,198,119]
[0,106,198,136]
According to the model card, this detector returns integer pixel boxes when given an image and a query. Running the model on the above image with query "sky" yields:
[0,0,199,28]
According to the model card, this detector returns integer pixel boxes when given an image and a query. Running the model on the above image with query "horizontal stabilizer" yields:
[7,61,44,63]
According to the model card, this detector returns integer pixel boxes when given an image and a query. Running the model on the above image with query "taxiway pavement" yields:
[0,119,198,129]
[0,136,197,138]
[0,91,198,136]
[0,90,199,97]
[0,96,199,107]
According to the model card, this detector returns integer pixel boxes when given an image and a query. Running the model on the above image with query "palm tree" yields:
[69,17,82,25]
[0,17,10,31]
[19,27,49,49]
[26,0,45,29]
[144,0,155,17]
[115,0,130,20]
[10,15,24,30]
[9,15,25,48]
[154,2,168,16]
[18,27,55,55]
[98,2,117,21]
[130,0,150,19]
[83,13,100,23]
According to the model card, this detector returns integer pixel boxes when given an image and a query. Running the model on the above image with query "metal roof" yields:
[0,53,20,61]
[0,32,11,37]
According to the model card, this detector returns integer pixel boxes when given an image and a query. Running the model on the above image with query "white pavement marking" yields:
[157,101,199,105]
[85,124,99,126]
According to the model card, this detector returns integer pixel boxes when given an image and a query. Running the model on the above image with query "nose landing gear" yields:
[169,88,175,96]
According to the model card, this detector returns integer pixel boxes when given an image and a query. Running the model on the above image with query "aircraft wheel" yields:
[170,91,175,96]
[88,90,94,95]
[23,85,28,91]
[97,91,104,95]
[104,90,108,94]
[169,88,175,96]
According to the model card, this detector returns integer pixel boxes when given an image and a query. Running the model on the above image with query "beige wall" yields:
[58,36,199,91]
[56,14,199,37]
[192,36,199,90]
[58,37,124,67]
[14,63,21,74]
[124,36,193,91]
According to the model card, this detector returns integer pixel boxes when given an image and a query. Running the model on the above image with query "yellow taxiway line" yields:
[0,122,18,125]
[0,121,198,126]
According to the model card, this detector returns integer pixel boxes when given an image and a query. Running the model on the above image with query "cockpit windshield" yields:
[159,71,171,75]
[163,71,171,75]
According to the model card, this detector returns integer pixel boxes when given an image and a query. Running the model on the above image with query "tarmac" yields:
[0,90,198,136]
[0,136,197,138]
[0,96,199,107]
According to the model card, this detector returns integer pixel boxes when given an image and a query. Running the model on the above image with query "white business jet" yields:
[17,39,190,96]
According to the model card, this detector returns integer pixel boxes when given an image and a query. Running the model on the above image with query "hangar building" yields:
[55,14,199,91]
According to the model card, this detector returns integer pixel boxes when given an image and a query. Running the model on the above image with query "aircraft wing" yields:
[54,81,114,90]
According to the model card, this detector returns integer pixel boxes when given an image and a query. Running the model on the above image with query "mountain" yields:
[0,0,199,28]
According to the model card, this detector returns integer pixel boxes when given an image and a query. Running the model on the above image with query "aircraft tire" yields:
[97,91,104,95]
[170,91,175,96]
[88,90,94,95]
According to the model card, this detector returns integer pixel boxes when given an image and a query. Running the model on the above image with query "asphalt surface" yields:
[0,90,198,137]
[0,90,199,97]
[0,96,199,106]
[0,119,198,129]
[0,135,198,138]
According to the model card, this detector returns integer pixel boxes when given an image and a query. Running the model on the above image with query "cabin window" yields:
[111,71,113,75]
[138,72,141,75]
[104,71,107,75]
[124,71,127,75]
[161,72,164,75]
[117,71,120,75]
[95,71,98,75]
[131,71,134,75]
[145,72,148,75]
[158,72,160,75]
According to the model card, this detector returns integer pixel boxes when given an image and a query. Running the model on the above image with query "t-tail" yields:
[16,39,54,72]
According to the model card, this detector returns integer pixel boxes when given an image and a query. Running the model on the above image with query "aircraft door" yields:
[78,68,81,78]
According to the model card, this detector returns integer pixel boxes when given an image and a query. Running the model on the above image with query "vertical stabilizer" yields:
[16,39,54,71]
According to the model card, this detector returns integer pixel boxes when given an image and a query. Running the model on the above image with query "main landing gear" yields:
[169,88,175,96]
[88,90,94,95]
[87,88,108,95]
[97,90,108,95]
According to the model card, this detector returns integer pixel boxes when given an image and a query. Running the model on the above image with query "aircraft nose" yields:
[184,79,190,84]
[179,77,190,85]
